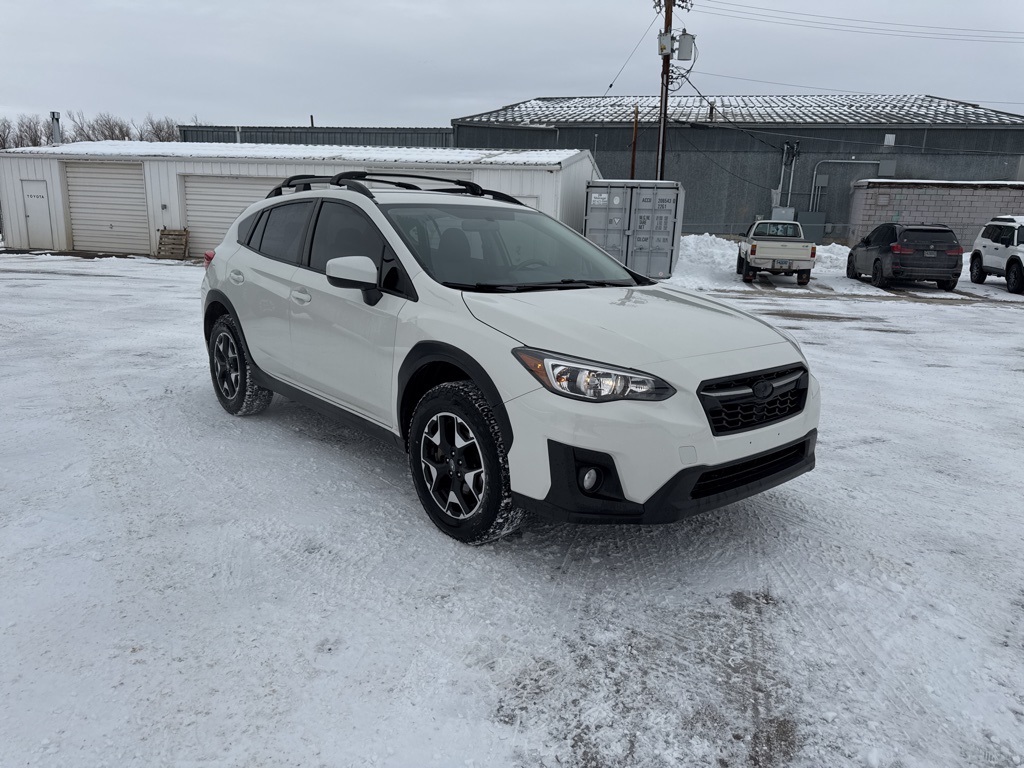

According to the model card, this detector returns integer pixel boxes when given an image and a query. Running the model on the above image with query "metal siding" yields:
[66,163,151,253]
[179,125,453,147]
[0,155,68,249]
[183,175,283,258]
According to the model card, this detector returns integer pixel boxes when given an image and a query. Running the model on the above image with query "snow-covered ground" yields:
[2,248,1023,767]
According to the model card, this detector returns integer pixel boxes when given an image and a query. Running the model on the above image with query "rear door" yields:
[229,200,314,378]
[856,225,885,273]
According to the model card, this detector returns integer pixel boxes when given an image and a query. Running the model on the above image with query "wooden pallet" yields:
[155,229,189,260]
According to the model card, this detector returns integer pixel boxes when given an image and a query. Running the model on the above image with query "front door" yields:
[22,180,54,249]
[289,200,405,427]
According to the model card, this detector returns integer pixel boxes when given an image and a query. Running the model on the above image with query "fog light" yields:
[579,467,601,493]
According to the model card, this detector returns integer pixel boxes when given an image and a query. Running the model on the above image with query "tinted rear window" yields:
[900,229,958,245]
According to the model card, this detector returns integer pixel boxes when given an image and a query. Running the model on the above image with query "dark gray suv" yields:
[846,223,963,290]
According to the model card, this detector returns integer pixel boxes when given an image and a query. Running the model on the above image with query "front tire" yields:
[408,381,524,544]
[969,255,986,284]
[1007,261,1024,294]
[208,315,273,416]
[870,260,889,289]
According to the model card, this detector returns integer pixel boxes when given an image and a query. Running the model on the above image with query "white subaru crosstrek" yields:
[201,172,820,544]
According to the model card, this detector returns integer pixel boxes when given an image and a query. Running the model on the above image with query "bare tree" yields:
[137,114,179,142]
[64,109,96,142]
[0,117,11,149]
[14,114,47,147]
[90,112,134,141]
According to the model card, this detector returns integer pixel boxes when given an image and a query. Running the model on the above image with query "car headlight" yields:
[512,347,675,402]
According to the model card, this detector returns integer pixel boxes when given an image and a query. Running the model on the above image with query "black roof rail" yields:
[264,170,523,206]
[266,175,374,200]
[432,187,525,206]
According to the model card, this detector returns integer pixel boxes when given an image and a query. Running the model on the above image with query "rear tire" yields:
[936,278,958,291]
[208,315,273,416]
[797,269,810,286]
[846,255,860,279]
[870,260,889,289]
[736,251,745,275]
[408,381,524,545]
[742,259,756,283]
[969,255,986,284]
[1007,261,1024,294]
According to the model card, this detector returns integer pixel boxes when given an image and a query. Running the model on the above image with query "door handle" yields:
[290,288,312,305]
[229,269,244,285]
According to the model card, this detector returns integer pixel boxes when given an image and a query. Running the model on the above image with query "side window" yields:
[247,210,268,251]
[1000,226,1016,246]
[309,201,386,274]
[865,225,884,246]
[236,211,259,245]
[1017,226,1024,246]
[981,224,998,241]
[258,201,314,264]
[753,223,770,237]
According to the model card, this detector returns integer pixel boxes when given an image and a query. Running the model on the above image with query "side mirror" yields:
[325,255,382,305]
[326,255,377,289]
[859,237,869,246]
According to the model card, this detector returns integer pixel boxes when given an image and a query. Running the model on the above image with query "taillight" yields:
[750,244,757,256]
[810,245,817,259]
[204,250,215,269]
[946,246,963,256]
[890,243,915,255]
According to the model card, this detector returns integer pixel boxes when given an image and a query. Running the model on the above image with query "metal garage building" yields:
[451,94,1024,243]
[0,142,600,257]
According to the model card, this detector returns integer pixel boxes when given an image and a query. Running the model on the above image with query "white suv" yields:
[200,172,820,544]
[969,216,1024,293]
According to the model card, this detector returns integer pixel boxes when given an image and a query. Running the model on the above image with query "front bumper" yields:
[503,348,821,524]
[513,430,816,524]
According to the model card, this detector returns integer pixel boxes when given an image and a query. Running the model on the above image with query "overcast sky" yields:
[3,0,1023,127]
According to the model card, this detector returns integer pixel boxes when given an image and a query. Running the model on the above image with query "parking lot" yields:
[2,250,1022,767]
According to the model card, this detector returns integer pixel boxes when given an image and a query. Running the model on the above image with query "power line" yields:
[691,8,1024,43]
[702,0,1024,37]
[603,13,662,97]
[674,130,776,189]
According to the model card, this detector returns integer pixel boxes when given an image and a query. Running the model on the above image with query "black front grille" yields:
[690,442,807,499]
[697,365,808,436]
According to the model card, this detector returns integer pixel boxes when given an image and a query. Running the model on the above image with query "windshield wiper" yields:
[440,279,635,293]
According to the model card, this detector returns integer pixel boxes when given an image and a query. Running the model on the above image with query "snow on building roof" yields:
[1,141,586,166]
[454,94,1024,126]
[854,178,1024,187]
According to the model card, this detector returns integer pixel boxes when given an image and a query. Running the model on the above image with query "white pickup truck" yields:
[736,220,816,285]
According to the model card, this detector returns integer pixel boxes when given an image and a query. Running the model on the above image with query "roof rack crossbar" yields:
[266,175,374,200]
[329,172,420,190]
[334,171,487,197]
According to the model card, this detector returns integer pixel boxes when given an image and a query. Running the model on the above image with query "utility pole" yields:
[656,2,673,181]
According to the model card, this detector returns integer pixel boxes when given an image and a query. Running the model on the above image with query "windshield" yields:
[380,203,640,290]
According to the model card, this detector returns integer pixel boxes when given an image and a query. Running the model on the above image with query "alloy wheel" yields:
[213,331,240,400]
[420,411,486,520]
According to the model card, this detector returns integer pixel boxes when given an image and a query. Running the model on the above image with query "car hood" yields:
[462,284,794,368]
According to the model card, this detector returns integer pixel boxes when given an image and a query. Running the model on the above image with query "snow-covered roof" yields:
[454,94,1024,126]
[0,141,587,167]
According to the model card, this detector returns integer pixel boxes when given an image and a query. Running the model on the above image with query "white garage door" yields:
[66,163,151,254]
[184,176,281,259]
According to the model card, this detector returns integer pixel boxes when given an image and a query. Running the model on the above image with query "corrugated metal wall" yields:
[178,126,454,147]
[454,122,1024,242]
[0,152,595,251]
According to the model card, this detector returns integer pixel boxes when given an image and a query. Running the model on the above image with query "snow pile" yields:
[665,233,739,290]
[665,233,851,291]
